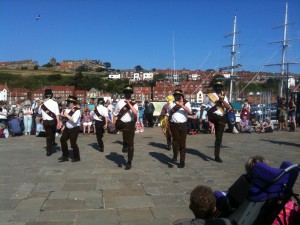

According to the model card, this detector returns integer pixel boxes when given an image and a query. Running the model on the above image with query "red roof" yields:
[0,84,9,91]
[57,62,69,68]
[75,90,86,94]
[0,62,9,66]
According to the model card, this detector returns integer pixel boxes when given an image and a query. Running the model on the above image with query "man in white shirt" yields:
[91,98,108,152]
[168,89,192,168]
[113,85,138,170]
[38,89,60,156]
[59,95,81,162]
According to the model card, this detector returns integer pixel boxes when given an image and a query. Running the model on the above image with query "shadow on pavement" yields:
[187,148,214,161]
[148,141,168,150]
[149,152,174,168]
[105,152,126,167]
[260,139,300,148]
[88,143,99,151]
[113,140,124,146]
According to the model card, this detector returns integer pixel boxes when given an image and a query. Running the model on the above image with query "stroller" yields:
[215,161,300,225]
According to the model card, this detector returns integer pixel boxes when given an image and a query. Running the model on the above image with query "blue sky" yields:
[1,0,300,73]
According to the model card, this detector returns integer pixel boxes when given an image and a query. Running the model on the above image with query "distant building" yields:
[0,84,9,102]
[9,88,31,104]
[6,60,38,69]
[43,85,75,104]
[108,73,121,79]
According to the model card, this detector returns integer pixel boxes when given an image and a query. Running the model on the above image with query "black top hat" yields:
[173,89,184,96]
[66,95,77,104]
[123,85,134,94]
[44,89,53,98]
[97,97,105,105]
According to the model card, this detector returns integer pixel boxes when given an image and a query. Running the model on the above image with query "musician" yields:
[113,85,138,170]
[160,95,174,150]
[90,98,108,152]
[168,89,192,168]
[38,89,60,156]
[59,95,82,162]
[201,78,231,163]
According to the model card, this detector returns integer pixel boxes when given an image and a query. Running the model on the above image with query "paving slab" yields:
[0,127,299,225]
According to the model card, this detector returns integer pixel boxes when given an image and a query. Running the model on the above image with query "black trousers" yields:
[147,113,154,127]
[60,126,80,160]
[119,121,135,162]
[170,122,187,163]
[214,120,226,157]
[43,120,57,153]
[95,120,105,149]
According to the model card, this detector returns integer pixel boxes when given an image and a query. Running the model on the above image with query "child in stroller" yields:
[214,155,299,225]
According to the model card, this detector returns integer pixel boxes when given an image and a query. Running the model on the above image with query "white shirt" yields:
[65,107,81,129]
[23,107,33,118]
[114,99,138,123]
[168,101,191,123]
[38,99,60,121]
[90,105,108,121]
[0,108,7,119]
[203,93,229,116]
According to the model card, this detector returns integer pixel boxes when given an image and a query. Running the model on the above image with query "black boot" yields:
[46,150,52,156]
[215,156,222,163]
[178,161,185,168]
[125,161,132,170]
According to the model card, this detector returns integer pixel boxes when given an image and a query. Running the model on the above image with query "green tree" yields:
[134,65,143,72]
[103,62,111,69]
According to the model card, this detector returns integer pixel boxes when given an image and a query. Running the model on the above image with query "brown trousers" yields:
[60,126,80,160]
[119,121,135,162]
[43,120,57,153]
[170,122,187,163]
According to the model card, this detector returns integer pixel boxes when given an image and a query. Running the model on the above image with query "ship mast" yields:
[266,2,300,99]
[219,13,242,102]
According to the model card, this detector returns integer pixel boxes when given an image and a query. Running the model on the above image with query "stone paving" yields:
[0,128,299,225]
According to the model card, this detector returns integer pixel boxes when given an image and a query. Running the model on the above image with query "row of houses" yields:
[0,80,208,106]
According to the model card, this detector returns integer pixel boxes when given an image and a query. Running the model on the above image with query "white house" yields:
[108,74,121,80]
[0,84,8,102]
[143,72,154,80]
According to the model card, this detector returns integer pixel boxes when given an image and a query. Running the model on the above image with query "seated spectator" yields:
[0,106,8,126]
[0,122,9,138]
[8,115,22,136]
[187,111,197,135]
[250,118,261,132]
[214,155,268,217]
[239,116,252,133]
[174,185,232,225]
[209,121,215,134]
[226,108,238,133]
[36,118,46,137]
[261,117,274,133]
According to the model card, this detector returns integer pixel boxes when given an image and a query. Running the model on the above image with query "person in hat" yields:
[59,95,82,162]
[38,89,61,156]
[200,77,231,163]
[167,89,191,168]
[160,95,174,150]
[90,97,108,152]
[113,85,138,170]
